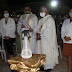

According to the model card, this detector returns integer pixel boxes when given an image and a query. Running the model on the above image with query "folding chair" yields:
[0,37,7,62]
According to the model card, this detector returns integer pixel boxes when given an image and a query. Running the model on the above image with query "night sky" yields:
[0,0,71,8]
[0,0,71,15]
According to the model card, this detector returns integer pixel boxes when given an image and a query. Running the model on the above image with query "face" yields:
[69,9,72,13]
[69,9,72,18]
[59,15,61,18]
[40,9,47,17]
[24,6,31,14]
[4,10,9,18]
[12,12,16,17]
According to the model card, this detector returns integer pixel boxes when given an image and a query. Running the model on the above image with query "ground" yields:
[51,56,68,72]
[0,56,68,72]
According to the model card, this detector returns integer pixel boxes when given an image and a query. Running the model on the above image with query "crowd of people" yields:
[0,5,72,72]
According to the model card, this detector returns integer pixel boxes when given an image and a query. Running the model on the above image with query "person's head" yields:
[59,15,61,18]
[39,6,49,17]
[3,10,9,18]
[24,5,31,14]
[65,14,68,18]
[12,11,17,17]
[69,9,72,18]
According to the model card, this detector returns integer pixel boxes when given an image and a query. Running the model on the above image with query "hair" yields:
[70,8,72,10]
[3,9,9,14]
[40,6,49,13]
[24,4,31,9]
[69,8,72,13]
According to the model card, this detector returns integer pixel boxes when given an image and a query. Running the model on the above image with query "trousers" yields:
[4,38,15,55]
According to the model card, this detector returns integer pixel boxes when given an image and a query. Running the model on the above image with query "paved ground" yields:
[51,56,68,72]
[0,56,68,72]
[0,59,11,72]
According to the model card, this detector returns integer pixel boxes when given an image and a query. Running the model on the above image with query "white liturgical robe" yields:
[17,13,38,53]
[34,15,59,69]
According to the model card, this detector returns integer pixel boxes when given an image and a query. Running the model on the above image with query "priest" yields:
[34,6,59,71]
[17,5,38,53]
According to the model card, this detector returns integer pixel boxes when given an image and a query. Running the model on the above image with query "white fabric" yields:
[17,13,38,35]
[0,28,1,37]
[25,14,30,21]
[34,15,59,69]
[61,18,72,44]
[0,17,16,38]
[36,40,42,54]
[44,64,54,69]
[17,13,38,53]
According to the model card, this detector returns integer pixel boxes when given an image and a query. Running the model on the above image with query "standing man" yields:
[11,11,18,24]
[34,6,59,72]
[17,5,38,53]
[61,9,72,72]
[0,10,16,58]
[11,11,21,53]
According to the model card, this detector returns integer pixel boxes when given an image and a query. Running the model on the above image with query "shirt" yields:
[0,17,16,38]
[61,18,72,43]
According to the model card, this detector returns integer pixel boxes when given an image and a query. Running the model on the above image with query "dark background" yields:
[0,0,71,8]
[0,0,72,15]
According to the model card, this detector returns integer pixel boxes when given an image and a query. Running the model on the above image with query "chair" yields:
[0,37,7,62]
[13,41,18,55]
[13,42,17,53]
[58,45,62,59]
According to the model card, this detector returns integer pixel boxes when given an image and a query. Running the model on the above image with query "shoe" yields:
[45,69,52,72]
[40,66,44,71]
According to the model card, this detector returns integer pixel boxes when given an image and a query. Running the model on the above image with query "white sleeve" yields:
[61,21,66,40]
[17,17,22,35]
[17,20,22,35]
[0,20,5,37]
[0,21,2,36]
[33,15,38,30]
[34,19,42,33]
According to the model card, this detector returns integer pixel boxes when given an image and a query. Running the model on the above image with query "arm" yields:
[0,21,1,36]
[17,20,22,35]
[33,15,38,30]
[0,20,6,37]
[61,21,66,40]
[34,19,42,33]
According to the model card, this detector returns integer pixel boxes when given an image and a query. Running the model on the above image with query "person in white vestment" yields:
[0,10,16,57]
[17,5,38,53]
[34,6,59,71]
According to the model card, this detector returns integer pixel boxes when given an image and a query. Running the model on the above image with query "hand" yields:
[64,36,71,41]
[21,24,25,28]
[36,33,41,40]
[15,32,20,37]
[4,36,10,40]
[29,28,33,32]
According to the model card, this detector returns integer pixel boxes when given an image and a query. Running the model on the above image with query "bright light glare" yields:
[51,1,57,7]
